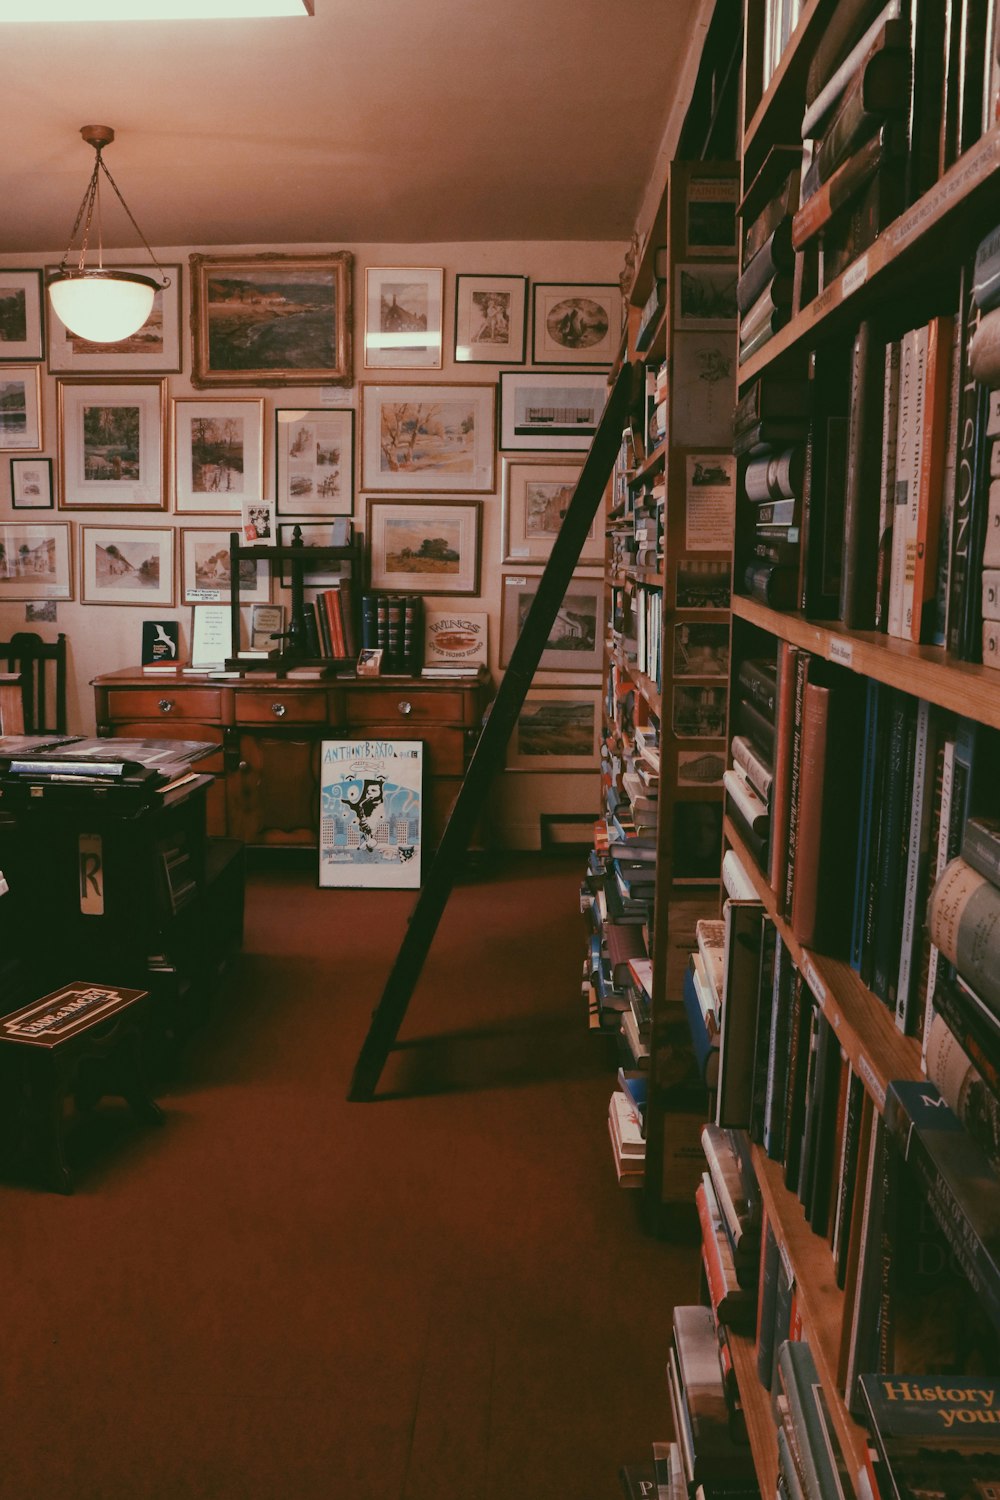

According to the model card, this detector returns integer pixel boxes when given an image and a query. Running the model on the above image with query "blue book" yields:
[682,964,719,1088]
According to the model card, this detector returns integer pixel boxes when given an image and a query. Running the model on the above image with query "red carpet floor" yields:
[0,852,697,1499]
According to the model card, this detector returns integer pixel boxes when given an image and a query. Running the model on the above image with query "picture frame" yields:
[80,525,174,606]
[10,457,54,510]
[673,263,738,329]
[498,371,607,452]
[500,456,602,565]
[454,274,527,364]
[172,397,265,515]
[531,283,622,365]
[672,621,730,678]
[275,407,353,516]
[319,738,423,889]
[180,527,271,605]
[0,270,44,362]
[367,498,481,596]
[189,251,353,389]
[57,377,166,508]
[499,573,602,671]
[360,382,495,493]
[46,264,182,373]
[250,601,285,651]
[0,365,43,452]
[508,687,601,771]
[276,520,353,586]
[364,266,443,369]
[0,521,72,600]
[684,177,739,257]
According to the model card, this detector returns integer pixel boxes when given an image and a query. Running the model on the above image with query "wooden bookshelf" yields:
[742,0,838,169]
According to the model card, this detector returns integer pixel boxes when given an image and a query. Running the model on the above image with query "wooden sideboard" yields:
[92,667,493,848]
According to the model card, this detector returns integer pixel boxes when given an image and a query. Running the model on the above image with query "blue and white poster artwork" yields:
[319,739,423,889]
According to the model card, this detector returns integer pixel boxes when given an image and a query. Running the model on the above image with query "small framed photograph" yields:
[0,270,44,361]
[454,274,527,363]
[276,520,353,586]
[531,283,622,365]
[46,264,182,373]
[367,498,481,596]
[80,524,174,606]
[356,647,383,677]
[275,407,353,515]
[57,377,166,507]
[673,263,738,329]
[250,601,285,650]
[172,397,265,514]
[498,371,607,452]
[364,266,443,369]
[0,521,72,600]
[0,365,43,452]
[10,457,54,510]
[672,621,730,678]
[500,573,602,671]
[684,177,739,257]
[181,527,270,605]
[361,382,495,493]
[508,687,601,771]
[241,498,274,542]
[500,456,601,565]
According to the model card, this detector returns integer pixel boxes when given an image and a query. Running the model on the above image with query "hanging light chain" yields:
[59,141,171,289]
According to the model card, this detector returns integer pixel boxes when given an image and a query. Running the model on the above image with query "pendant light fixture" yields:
[47,125,170,345]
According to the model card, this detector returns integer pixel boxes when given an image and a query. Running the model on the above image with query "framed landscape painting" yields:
[361,383,495,493]
[275,408,353,515]
[46,264,182,373]
[57,377,166,508]
[173,397,264,514]
[0,365,43,452]
[499,573,602,671]
[531,283,622,365]
[189,251,353,388]
[0,270,44,361]
[364,266,443,369]
[500,456,599,565]
[367,498,481,596]
[454,273,526,363]
[0,521,71,600]
[181,527,270,605]
[508,688,601,771]
[498,371,607,452]
[80,525,174,606]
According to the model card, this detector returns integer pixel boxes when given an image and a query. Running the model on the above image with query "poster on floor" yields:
[319,739,423,889]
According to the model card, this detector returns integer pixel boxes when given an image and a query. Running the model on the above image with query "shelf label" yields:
[829,636,853,667]
[842,253,869,297]
[857,1053,886,1112]
[887,133,1000,255]
[801,952,827,1006]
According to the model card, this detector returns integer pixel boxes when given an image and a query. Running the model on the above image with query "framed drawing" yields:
[499,573,602,671]
[275,407,353,515]
[0,270,44,362]
[673,264,738,329]
[0,365,43,452]
[360,382,495,493]
[319,739,423,889]
[364,266,443,369]
[80,525,174,606]
[181,527,270,605]
[531,283,622,365]
[508,687,601,771]
[276,521,353,586]
[498,371,607,452]
[46,264,182,373]
[500,456,601,565]
[0,521,71,600]
[57,377,166,508]
[172,397,264,514]
[10,457,54,510]
[367,498,481,596]
[189,251,353,388]
[454,274,526,363]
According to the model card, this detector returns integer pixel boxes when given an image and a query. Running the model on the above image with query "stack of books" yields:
[667,1303,757,1499]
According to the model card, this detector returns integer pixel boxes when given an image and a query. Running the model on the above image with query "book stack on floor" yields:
[859,1373,1000,1500]
[667,1303,758,1500]
[608,1068,647,1188]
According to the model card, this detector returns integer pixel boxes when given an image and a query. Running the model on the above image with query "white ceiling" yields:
[1,0,712,255]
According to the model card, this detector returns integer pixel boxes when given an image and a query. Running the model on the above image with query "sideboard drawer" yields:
[235,689,329,726]
[343,686,467,725]
[105,687,223,721]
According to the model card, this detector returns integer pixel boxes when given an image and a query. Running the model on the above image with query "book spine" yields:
[800,2,904,138]
[909,316,953,642]
[895,699,934,1032]
[791,124,892,249]
[841,319,885,628]
[927,855,1000,1012]
[874,339,902,631]
[962,816,1000,884]
[948,267,986,655]
[789,681,829,948]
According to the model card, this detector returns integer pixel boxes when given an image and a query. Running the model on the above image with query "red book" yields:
[908,313,954,642]
[322,586,345,657]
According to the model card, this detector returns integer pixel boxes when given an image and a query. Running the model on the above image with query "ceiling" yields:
[0,0,711,255]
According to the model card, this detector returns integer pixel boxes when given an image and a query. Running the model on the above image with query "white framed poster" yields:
[319,739,423,889]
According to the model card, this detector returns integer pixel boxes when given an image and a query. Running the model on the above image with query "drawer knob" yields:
[271,702,287,718]
[157,699,174,713]
[397,700,412,716]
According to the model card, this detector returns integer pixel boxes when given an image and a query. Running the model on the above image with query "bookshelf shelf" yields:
[632,440,668,485]
[742,0,836,167]
[729,1328,779,1498]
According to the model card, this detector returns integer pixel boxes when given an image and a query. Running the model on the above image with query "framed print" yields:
[508,688,601,771]
[275,407,353,516]
[498,371,607,452]
[172,398,264,514]
[57,377,165,507]
[672,621,730,678]
[0,270,44,361]
[319,739,423,889]
[181,527,270,605]
[10,457,54,510]
[46,264,182,373]
[454,274,526,364]
[0,365,43,452]
[673,263,738,329]
[189,251,353,388]
[672,684,728,738]
[80,525,173,606]
[0,522,71,600]
[361,383,495,493]
[500,456,601,565]
[364,267,443,369]
[684,177,739,256]
[367,498,481,596]
[675,558,731,609]
[276,521,352,586]
[531,283,622,365]
[500,573,602,671]
[250,602,285,651]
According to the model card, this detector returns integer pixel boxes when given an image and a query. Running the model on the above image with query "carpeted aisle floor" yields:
[0,852,698,1500]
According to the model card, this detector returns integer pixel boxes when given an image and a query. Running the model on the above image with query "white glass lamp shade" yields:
[48,269,158,343]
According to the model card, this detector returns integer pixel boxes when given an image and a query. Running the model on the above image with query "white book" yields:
[721,847,757,900]
[723,766,769,833]
[609,1089,645,1157]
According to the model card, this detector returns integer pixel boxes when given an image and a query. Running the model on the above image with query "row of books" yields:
[358,592,422,675]
[609,576,665,693]
[301,581,356,661]
[734,373,808,609]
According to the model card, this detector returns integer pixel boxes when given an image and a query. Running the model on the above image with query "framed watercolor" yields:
[364,266,443,369]
[0,521,71,600]
[0,270,44,362]
[189,251,353,389]
[366,498,481,596]
[10,457,54,510]
[500,456,603,566]
[684,177,739,257]
[508,687,601,771]
[360,382,495,494]
[57,377,166,508]
[531,283,622,365]
[498,370,607,452]
[275,407,353,516]
[276,521,353,586]
[499,573,602,671]
[454,274,527,364]
[673,263,738,329]
[46,264,182,373]
[172,397,265,515]
[0,365,43,452]
[80,525,174,606]
[319,739,423,889]
[180,527,271,605]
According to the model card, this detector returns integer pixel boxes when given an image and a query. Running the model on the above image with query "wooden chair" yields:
[0,674,25,734]
[0,633,67,734]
